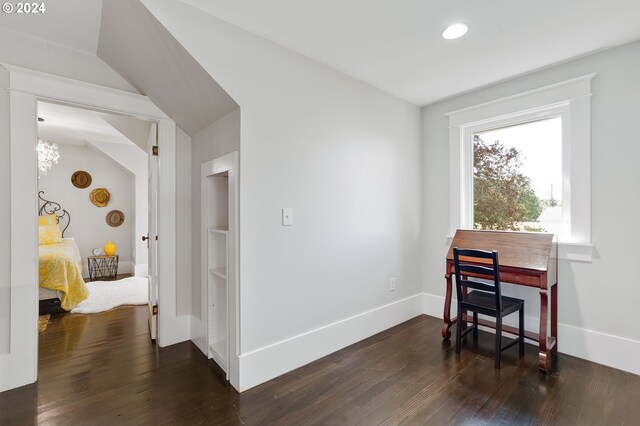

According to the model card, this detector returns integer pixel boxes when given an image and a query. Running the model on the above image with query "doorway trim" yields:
[201,152,240,390]
[1,64,188,392]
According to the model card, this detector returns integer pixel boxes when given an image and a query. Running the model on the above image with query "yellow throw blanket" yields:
[39,238,89,310]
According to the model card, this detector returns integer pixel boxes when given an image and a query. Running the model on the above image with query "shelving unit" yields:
[209,227,228,233]
[201,153,238,387]
[209,266,227,279]
[205,173,230,377]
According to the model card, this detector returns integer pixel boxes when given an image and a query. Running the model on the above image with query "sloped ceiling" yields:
[0,0,102,54]
[37,101,147,148]
[0,0,138,92]
[97,0,238,136]
[102,114,152,152]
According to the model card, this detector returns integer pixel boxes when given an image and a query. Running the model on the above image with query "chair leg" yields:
[473,312,478,345]
[519,306,525,358]
[455,303,462,354]
[495,317,502,369]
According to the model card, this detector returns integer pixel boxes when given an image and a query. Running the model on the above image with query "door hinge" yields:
[152,146,159,156]
[152,305,158,315]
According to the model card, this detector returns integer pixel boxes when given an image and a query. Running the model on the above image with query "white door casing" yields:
[0,64,188,393]
[148,122,159,341]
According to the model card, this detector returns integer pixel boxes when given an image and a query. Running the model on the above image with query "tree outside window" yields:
[472,117,562,234]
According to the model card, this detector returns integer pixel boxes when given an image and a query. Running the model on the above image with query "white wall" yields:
[38,143,135,276]
[422,40,640,374]
[88,140,148,276]
[190,108,240,352]
[0,27,137,93]
[176,127,193,316]
[144,0,422,390]
[0,66,10,352]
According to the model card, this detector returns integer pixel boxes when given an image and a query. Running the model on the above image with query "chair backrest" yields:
[453,247,502,311]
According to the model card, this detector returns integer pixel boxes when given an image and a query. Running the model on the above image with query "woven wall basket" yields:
[90,188,110,207]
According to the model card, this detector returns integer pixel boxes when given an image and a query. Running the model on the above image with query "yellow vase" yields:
[104,240,117,256]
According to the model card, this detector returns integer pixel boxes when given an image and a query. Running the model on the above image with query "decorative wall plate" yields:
[71,171,92,189]
[90,188,110,207]
[106,210,125,227]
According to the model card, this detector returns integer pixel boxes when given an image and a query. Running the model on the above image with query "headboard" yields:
[38,191,71,237]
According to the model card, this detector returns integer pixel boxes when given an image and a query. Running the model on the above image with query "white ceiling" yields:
[179,0,640,106]
[37,101,150,150]
[4,0,640,108]
[0,0,102,53]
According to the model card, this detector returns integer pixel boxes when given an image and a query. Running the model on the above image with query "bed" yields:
[38,192,89,313]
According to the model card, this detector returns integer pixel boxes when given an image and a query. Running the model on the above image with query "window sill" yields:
[444,235,593,262]
[556,241,593,262]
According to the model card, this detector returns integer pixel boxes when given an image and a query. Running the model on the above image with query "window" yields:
[472,117,563,235]
[447,75,595,261]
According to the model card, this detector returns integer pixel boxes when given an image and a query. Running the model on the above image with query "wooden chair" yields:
[453,247,525,368]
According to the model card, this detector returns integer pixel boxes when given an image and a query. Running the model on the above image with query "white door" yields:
[147,123,158,341]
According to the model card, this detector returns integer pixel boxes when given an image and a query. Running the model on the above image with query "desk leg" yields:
[551,283,558,355]
[538,288,549,372]
[442,275,454,340]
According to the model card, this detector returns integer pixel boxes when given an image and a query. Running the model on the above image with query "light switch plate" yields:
[282,208,293,226]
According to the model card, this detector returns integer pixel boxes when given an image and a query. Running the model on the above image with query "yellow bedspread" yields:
[39,238,89,310]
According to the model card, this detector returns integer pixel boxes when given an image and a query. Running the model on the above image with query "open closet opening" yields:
[207,171,229,374]
[201,153,239,386]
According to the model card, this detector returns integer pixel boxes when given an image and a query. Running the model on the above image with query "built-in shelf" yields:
[205,172,230,378]
[209,266,227,279]
[209,227,228,234]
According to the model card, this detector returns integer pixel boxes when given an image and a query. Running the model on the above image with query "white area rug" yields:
[71,276,148,314]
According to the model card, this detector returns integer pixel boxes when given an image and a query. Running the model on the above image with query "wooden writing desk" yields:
[442,229,558,372]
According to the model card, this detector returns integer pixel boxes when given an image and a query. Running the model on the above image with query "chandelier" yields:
[37,139,60,177]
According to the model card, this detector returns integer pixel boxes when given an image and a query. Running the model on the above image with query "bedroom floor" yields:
[2,310,639,425]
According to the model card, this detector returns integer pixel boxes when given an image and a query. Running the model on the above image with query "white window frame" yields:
[447,74,595,261]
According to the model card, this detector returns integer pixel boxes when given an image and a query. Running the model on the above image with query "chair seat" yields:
[462,290,524,315]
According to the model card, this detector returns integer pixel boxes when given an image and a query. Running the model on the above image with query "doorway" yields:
[36,101,156,359]
[2,65,185,392]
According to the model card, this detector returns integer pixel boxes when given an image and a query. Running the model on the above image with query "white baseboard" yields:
[558,322,640,376]
[237,293,424,392]
[134,263,148,277]
[423,290,446,318]
[118,261,134,275]
[422,292,640,376]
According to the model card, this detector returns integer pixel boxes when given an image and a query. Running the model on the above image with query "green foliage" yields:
[524,224,547,232]
[540,198,561,209]
[473,135,543,231]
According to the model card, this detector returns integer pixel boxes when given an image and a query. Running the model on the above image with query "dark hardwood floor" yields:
[1,309,638,425]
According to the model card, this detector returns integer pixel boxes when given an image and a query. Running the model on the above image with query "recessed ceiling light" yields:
[442,23,469,40]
